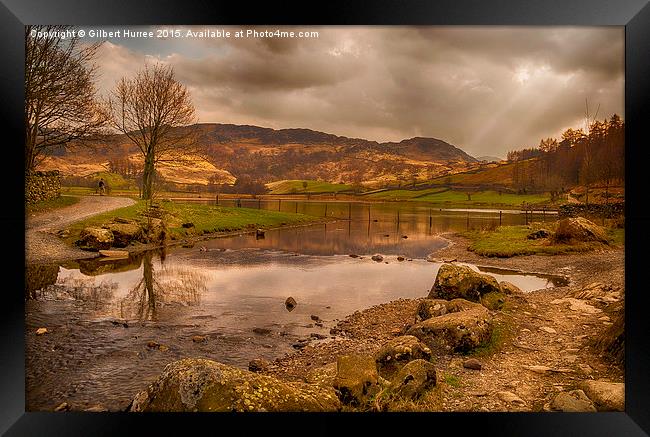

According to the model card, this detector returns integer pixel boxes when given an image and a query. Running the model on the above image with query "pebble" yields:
[84,405,108,412]
[36,327,48,335]
[539,326,557,334]
[310,315,320,321]
[192,335,206,343]
[497,391,526,408]
[463,358,482,370]
[54,402,70,412]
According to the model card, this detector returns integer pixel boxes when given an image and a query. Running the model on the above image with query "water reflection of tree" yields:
[119,251,207,321]
[39,275,118,310]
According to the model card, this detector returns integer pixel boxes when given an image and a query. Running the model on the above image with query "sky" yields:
[80,26,624,159]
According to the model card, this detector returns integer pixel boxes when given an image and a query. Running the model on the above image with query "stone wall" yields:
[26,170,61,204]
[559,202,624,219]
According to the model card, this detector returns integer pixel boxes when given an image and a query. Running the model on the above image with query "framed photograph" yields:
[4,0,650,434]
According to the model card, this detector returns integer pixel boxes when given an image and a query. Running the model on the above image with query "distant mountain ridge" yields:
[41,123,481,188]
[190,123,477,163]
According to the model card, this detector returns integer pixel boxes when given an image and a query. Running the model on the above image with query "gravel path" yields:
[26,195,136,264]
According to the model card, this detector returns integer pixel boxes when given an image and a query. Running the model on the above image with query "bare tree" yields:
[25,25,107,172]
[107,63,197,200]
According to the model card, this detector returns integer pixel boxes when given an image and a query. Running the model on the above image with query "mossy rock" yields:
[407,299,493,354]
[129,358,340,412]
[429,263,501,302]
[375,335,432,378]
[332,354,380,406]
[416,299,450,320]
[553,217,608,244]
[480,291,506,310]
[389,359,437,400]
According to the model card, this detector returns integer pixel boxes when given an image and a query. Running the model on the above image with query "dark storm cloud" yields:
[94,26,624,158]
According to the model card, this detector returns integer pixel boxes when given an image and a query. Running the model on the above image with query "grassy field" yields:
[90,171,136,190]
[64,200,324,243]
[365,188,552,208]
[267,180,354,195]
[363,187,449,200]
[26,195,80,214]
[463,224,624,257]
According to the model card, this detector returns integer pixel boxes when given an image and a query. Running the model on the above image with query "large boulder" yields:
[407,299,492,354]
[103,221,143,248]
[389,359,437,400]
[429,263,501,302]
[129,358,340,412]
[375,335,432,376]
[579,380,624,411]
[332,354,380,406]
[499,281,522,295]
[77,227,114,251]
[553,217,609,244]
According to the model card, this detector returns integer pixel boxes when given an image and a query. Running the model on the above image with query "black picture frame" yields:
[3,0,649,435]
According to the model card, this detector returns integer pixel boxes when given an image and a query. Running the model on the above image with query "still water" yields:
[25,204,561,411]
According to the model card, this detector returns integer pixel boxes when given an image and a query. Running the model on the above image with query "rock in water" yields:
[390,359,437,400]
[553,217,608,244]
[285,297,297,312]
[332,354,379,406]
[130,358,340,412]
[375,335,432,377]
[429,263,501,303]
[78,227,114,251]
[407,299,492,354]
[579,380,624,411]
[551,390,597,412]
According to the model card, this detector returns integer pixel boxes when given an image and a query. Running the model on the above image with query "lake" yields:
[25,204,562,411]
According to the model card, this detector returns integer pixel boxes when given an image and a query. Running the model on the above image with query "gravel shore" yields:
[262,232,625,412]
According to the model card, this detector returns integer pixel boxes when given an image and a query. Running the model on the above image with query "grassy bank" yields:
[463,224,624,257]
[64,200,326,244]
[364,188,554,208]
[26,195,80,214]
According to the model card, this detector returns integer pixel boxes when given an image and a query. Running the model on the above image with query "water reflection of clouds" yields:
[199,258,438,305]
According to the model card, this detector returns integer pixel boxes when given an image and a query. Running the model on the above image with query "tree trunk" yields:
[142,153,155,200]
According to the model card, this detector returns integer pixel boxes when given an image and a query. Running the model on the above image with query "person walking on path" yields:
[98,178,106,196]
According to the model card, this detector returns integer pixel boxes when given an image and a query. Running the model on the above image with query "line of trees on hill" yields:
[507,114,624,202]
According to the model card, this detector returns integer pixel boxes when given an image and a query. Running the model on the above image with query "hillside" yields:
[38,123,479,188]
